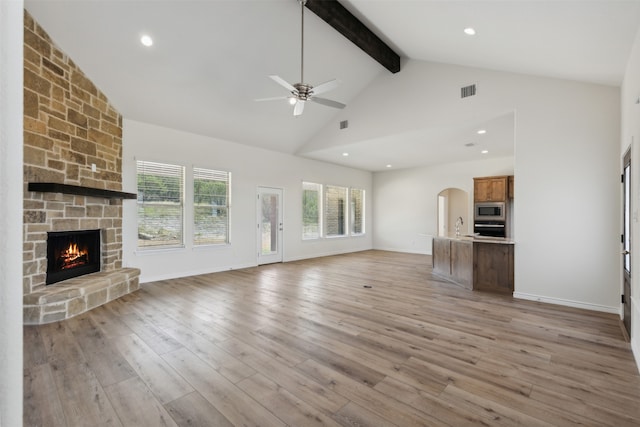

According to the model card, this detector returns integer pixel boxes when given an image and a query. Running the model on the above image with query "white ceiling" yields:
[25,0,640,172]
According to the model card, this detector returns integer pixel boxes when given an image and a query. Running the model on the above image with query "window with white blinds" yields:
[302,182,321,239]
[350,188,365,235]
[193,167,231,245]
[136,160,185,249]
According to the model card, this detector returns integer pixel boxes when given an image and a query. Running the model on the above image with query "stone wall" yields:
[23,11,122,191]
[22,9,136,318]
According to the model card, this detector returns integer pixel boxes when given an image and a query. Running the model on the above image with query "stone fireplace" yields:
[23,10,140,324]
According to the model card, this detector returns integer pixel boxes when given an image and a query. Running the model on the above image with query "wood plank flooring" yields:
[24,250,640,426]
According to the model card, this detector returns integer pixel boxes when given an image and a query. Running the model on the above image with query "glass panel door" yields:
[257,187,283,264]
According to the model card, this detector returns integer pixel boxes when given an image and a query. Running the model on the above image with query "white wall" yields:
[514,76,620,313]
[367,61,620,313]
[621,26,640,365]
[373,156,513,254]
[0,0,23,425]
[122,120,373,283]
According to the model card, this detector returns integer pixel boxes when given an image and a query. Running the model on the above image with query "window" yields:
[302,182,321,239]
[194,167,231,245]
[325,185,348,237]
[350,188,365,235]
[136,160,185,249]
[302,182,366,239]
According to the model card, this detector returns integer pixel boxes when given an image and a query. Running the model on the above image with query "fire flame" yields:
[59,242,89,270]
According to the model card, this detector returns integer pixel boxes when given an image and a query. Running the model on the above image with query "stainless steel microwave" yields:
[474,202,506,221]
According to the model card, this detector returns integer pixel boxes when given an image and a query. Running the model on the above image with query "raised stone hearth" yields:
[23,268,140,325]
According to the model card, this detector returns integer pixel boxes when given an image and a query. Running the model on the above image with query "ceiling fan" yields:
[256,0,346,116]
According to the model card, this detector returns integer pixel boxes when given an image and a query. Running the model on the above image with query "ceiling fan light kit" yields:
[256,0,345,116]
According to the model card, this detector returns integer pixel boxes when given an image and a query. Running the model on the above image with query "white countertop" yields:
[439,234,515,245]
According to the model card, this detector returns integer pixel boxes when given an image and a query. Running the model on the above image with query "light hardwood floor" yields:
[24,250,640,426]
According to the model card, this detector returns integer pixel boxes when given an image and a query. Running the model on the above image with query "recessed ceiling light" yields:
[464,28,476,36]
[342,152,349,157]
[140,35,153,47]
[386,164,392,168]
[481,150,489,154]
[477,129,486,134]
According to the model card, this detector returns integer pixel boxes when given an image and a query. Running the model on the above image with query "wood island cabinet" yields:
[451,240,473,289]
[473,242,514,293]
[432,238,472,289]
[432,236,514,294]
[432,237,451,275]
[474,175,513,202]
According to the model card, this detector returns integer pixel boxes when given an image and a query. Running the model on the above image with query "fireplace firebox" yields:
[46,229,101,285]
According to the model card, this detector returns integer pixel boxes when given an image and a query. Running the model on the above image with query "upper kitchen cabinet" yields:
[474,176,509,202]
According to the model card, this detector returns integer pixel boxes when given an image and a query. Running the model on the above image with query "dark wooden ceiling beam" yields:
[305,0,401,74]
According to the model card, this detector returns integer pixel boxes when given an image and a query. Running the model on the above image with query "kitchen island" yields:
[432,235,514,294]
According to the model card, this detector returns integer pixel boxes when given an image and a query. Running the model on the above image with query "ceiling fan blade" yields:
[255,96,289,102]
[269,75,297,93]
[293,100,305,116]
[311,97,346,109]
[311,79,341,96]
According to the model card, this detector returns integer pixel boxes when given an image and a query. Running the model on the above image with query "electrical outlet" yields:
[91,163,97,172]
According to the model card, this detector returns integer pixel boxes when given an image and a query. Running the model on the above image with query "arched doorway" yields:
[437,188,469,236]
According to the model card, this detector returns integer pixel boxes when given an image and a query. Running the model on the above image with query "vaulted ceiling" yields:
[25,0,640,171]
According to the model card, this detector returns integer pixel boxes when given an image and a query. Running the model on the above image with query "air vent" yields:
[339,120,349,130]
[461,84,477,98]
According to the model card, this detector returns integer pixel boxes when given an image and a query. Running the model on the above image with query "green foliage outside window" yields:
[302,182,321,239]
[194,168,230,245]
[137,161,184,248]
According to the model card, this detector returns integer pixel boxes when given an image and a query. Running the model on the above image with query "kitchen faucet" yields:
[455,216,463,236]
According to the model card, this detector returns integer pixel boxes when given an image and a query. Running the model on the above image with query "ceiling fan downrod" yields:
[299,0,306,84]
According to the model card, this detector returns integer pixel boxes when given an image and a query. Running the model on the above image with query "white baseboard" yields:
[513,292,619,314]
[632,336,640,374]
[631,296,640,374]
[284,248,370,263]
[139,262,256,284]
[372,246,429,255]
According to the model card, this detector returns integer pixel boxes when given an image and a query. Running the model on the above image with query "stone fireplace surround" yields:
[23,187,140,324]
[23,10,140,324]
[23,183,140,325]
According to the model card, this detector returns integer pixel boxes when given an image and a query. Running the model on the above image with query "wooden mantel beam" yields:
[305,0,401,74]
